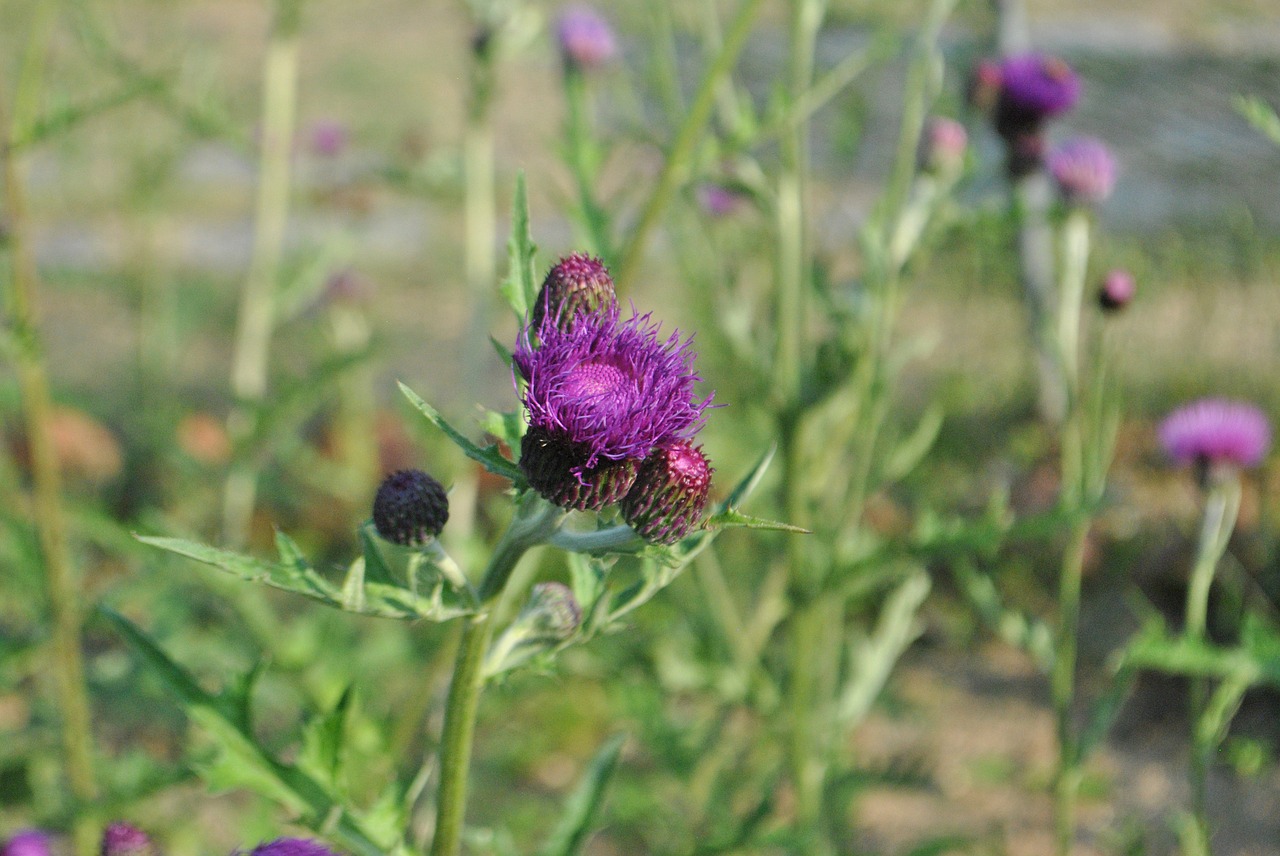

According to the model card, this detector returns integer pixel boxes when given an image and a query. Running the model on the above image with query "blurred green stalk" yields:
[222,0,303,546]
[2,92,101,854]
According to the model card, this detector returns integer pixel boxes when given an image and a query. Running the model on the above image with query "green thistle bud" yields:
[620,441,712,545]
[372,469,449,546]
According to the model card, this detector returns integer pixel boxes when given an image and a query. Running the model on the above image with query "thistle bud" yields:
[620,441,712,545]
[556,6,617,72]
[531,254,617,334]
[101,823,156,856]
[1,831,52,856]
[1097,269,1135,312]
[372,469,449,546]
[522,582,583,641]
[917,116,968,176]
[1049,137,1116,206]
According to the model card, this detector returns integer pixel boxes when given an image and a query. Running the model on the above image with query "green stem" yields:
[1051,521,1087,856]
[1184,475,1240,848]
[2,97,101,853]
[1057,208,1091,397]
[222,0,302,546]
[614,0,766,292]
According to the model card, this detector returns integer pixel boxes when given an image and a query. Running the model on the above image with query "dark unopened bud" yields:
[247,840,343,856]
[372,469,449,545]
[101,823,155,856]
[620,441,712,545]
[523,582,582,640]
[519,425,638,511]
[2,831,52,856]
[531,254,617,334]
[1098,269,1135,312]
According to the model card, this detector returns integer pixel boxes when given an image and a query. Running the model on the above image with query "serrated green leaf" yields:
[137,534,341,603]
[499,172,538,319]
[537,734,626,856]
[398,382,525,484]
[702,508,810,534]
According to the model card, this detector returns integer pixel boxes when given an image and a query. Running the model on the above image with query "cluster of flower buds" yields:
[515,254,715,544]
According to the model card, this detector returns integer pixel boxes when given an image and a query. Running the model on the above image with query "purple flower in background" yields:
[1098,269,1135,312]
[307,119,348,158]
[556,5,617,71]
[918,116,968,175]
[244,839,343,856]
[696,183,747,218]
[994,53,1081,139]
[1159,399,1271,472]
[2,831,52,856]
[1049,136,1116,205]
[515,309,712,510]
[101,823,155,856]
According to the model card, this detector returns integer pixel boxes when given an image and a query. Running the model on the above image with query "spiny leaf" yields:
[398,382,525,484]
[499,172,538,319]
[703,507,810,534]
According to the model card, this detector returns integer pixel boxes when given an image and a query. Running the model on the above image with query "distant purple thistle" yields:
[1098,269,1135,312]
[994,53,1081,140]
[696,183,746,218]
[1159,398,1271,472]
[308,119,348,158]
[101,823,155,856]
[244,839,343,856]
[918,116,968,175]
[556,6,617,71]
[2,830,51,856]
[516,310,712,510]
[1049,136,1116,205]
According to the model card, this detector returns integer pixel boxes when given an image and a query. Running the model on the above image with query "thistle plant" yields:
[117,194,791,856]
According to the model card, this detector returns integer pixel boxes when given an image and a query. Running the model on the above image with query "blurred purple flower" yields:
[308,120,348,158]
[1159,398,1271,470]
[244,839,343,856]
[515,308,712,510]
[1049,136,1116,205]
[2,831,52,856]
[994,53,1081,139]
[918,116,968,175]
[556,5,616,71]
[1098,269,1135,312]
[101,823,155,856]
[695,183,746,218]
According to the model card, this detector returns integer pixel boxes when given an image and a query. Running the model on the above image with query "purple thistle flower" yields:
[373,469,449,545]
[515,310,712,510]
[696,183,746,218]
[307,119,348,158]
[994,53,1081,139]
[243,839,343,856]
[1098,269,1135,312]
[2,831,52,856]
[532,254,618,334]
[1049,136,1116,206]
[556,6,617,72]
[1159,398,1271,472]
[621,440,713,544]
[101,823,155,856]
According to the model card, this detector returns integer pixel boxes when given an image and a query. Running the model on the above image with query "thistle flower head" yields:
[1098,269,1135,312]
[1049,136,1116,205]
[994,53,1080,139]
[101,823,155,856]
[532,254,617,334]
[1159,398,1271,472]
[516,310,712,510]
[556,5,616,71]
[372,469,449,545]
[621,440,713,544]
[2,831,51,856]
[696,183,746,218]
[244,840,343,856]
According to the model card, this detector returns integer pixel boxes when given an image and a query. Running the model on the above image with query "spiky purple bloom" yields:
[1098,269,1135,312]
[918,116,968,175]
[243,839,342,856]
[1,831,51,856]
[372,469,449,545]
[532,254,617,334]
[101,823,155,856]
[621,441,713,544]
[556,6,617,71]
[1049,136,1116,205]
[1159,399,1271,471]
[994,53,1081,140]
[516,310,712,511]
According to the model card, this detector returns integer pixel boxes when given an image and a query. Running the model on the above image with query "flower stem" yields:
[2,92,101,854]
[222,0,303,546]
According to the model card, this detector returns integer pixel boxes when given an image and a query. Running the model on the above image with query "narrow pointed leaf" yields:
[499,172,538,318]
[398,382,525,484]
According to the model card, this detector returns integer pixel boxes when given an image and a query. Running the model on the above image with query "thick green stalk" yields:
[222,0,303,546]
[614,0,765,291]
[1051,519,1087,856]
[2,100,101,853]
[1057,208,1091,396]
